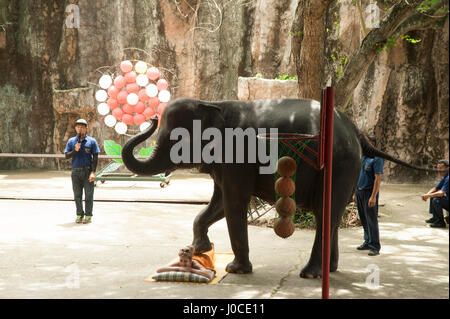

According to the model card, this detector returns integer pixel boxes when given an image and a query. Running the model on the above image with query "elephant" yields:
[122,97,435,278]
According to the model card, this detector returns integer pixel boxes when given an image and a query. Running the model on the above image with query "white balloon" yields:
[135,61,148,74]
[97,102,109,115]
[136,74,149,87]
[104,115,117,127]
[95,90,107,102]
[145,84,158,97]
[115,122,128,135]
[139,121,151,132]
[99,74,113,89]
[158,90,171,103]
[126,93,139,105]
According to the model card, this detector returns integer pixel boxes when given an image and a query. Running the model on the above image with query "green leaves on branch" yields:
[401,34,421,44]
[275,74,297,81]
[375,34,421,53]
[417,0,448,15]
[331,51,348,79]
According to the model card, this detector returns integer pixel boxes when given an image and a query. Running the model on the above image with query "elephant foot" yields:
[226,259,253,274]
[330,262,338,273]
[299,264,322,279]
[192,237,212,254]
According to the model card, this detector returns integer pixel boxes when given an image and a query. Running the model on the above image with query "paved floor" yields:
[0,170,448,299]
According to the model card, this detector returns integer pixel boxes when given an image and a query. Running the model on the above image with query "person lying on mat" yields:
[156,245,215,280]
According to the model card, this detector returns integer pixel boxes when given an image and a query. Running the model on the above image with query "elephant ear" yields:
[198,102,225,131]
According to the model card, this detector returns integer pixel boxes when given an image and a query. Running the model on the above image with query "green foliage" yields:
[275,74,297,81]
[138,146,154,157]
[288,30,303,37]
[104,140,123,163]
[376,33,422,53]
[417,0,446,14]
[104,140,154,164]
[292,209,316,228]
[375,36,397,53]
[401,34,421,44]
[254,73,263,78]
[330,51,348,79]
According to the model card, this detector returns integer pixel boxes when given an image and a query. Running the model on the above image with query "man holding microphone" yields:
[64,119,100,224]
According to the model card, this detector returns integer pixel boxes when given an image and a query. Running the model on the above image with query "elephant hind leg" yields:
[299,201,345,278]
[330,225,339,272]
[300,218,323,279]
[192,183,224,253]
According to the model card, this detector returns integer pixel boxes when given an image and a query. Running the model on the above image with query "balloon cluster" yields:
[95,60,171,135]
[274,156,297,238]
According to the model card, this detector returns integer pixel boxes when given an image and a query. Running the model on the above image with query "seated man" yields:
[156,245,215,280]
[421,160,449,228]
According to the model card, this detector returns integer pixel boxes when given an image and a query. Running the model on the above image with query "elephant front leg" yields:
[222,171,253,274]
[192,183,224,253]
[223,202,253,274]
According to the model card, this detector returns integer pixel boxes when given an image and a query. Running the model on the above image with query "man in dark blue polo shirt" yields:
[65,119,100,224]
[421,160,449,228]
[354,135,384,256]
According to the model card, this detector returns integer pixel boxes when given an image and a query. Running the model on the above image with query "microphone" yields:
[77,133,81,143]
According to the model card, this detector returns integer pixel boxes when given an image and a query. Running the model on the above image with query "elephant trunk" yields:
[121,117,170,176]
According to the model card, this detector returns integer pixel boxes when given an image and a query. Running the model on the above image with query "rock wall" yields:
[0,0,448,182]
[334,0,449,181]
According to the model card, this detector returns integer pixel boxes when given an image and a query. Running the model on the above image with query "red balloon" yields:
[134,101,145,114]
[122,114,133,125]
[122,103,134,114]
[107,85,119,98]
[157,102,167,117]
[124,71,137,83]
[107,98,119,110]
[117,91,128,104]
[133,114,146,125]
[138,89,149,101]
[156,79,168,91]
[143,107,155,119]
[114,75,126,90]
[146,67,160,81]
[148,96,160,109]
[112,107,123,120]
[120,60,133,73]
[126,83,139,94]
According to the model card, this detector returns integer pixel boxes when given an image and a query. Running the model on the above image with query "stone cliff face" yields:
[334,1,449,181]
[0,0,448,182]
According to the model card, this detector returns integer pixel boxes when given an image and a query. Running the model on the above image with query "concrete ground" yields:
[0,169,448,299]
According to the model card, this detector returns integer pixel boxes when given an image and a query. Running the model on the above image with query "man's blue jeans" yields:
[71,168,94,217]
[429,197,449,224]
[356,189,381,252]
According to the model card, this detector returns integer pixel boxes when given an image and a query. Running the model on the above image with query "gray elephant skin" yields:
[121,97,429,278]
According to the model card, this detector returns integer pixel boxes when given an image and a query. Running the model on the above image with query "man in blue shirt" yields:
[65,119,100,224]
[354,135,384,256]
[421,160,449,228]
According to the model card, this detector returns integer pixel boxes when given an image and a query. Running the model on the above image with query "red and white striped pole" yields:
[322,87,334,299]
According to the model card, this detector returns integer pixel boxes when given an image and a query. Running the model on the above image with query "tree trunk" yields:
[292,0,331,101]
[334,0,427,109]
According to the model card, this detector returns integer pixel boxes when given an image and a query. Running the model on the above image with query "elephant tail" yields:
[358,132,442,173]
